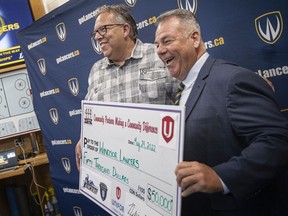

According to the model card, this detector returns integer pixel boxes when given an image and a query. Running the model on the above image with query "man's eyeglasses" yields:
[91,24,124,38]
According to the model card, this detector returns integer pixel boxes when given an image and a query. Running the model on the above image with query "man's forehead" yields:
[95,12,116,26]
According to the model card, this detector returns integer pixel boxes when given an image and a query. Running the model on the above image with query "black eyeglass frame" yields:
[91,24,125,38]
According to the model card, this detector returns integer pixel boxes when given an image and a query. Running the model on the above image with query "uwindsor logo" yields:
[56,22,66,41]
[91,36,102,54]
[68,78,79,96]
[61,157,71,174]
[125,0,137,7]
[177,0,197,14]
[49,108,59,125]
[37,58,46,75]
[255,11,283,44]
[73,206,82,216]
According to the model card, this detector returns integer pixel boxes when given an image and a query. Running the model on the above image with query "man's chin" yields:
[167,68,178,78]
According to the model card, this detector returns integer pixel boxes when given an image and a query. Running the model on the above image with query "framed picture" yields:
[0,0,34,71]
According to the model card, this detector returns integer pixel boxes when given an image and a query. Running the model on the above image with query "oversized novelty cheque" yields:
[79,101,185,216]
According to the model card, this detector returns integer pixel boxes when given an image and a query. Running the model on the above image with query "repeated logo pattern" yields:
[18,1,287,215]
[56,22,67,41]
[177,0,197,14]
[255,11,283,44]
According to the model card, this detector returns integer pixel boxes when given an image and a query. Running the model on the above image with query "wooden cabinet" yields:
[0,132,55,216]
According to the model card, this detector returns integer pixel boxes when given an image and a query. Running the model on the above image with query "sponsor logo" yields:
[99,182,108,201]
[78,9,98,25]
[61,157,71,174]
[255,11,283,44]
[37,58,46,75]
[91,36,102,54]
[63,187,80,194]
[129,187,145,201]
[56,22,66,41]
[83,174,98,194]
[51,139,72,146]
[73,206,82,216]
[204,36,225,49]
[112,199,124,214]
[125,0,137,7]
[84,108,93,125]
[136,16,157,30]
[40,88,60,98]
[56,50,80,64]
[112,187,125,214]
[162,116,174,143]
[177,0,197,14]
[69,109,82,117]
[28,37,47,50]
[255,65,288,78]
[49,108,59,125]
[116,186,121,200]
[68,78,79,96]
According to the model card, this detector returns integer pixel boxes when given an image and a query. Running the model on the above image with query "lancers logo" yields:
[56,22,66,41]
[91,35,102,54]
[125,0,137,7]
[49,108,59,125]
[61,157,71,174]
[100,182,108,201]
[73,206,83,216]
[255,11,283,44]
[178,0,197,14]
[68,78,79,96]
[37,58,46,75]
[162,116,174,143]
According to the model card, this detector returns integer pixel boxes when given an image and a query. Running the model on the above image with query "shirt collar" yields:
[183,52,209,88]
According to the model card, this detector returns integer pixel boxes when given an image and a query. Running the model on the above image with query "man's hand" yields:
[75,140,82,171]
[175,161,223,197]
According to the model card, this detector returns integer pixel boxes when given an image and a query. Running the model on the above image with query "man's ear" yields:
[123,23,131,38]
[191,31,201,48]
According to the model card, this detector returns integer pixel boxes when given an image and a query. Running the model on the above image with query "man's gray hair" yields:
[156,9,201,33]
[95,4,138,42]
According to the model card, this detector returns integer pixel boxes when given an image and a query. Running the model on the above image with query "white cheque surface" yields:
[79,101,185,216]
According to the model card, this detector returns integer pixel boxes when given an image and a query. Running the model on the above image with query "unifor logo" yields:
[91,35,102,54]
[255,11,283,44]
[68,78,79,96]
[61,157,71,174]
[49,108,59,125]
[125,0,137,7]
[162,116,174,143]
[56,22,66,41]
[116,186,121,200]
[73,206,82,216]
[37,58,46,75]
[177,0,197,14]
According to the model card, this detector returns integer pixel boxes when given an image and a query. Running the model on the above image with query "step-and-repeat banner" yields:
[17,0,287,215]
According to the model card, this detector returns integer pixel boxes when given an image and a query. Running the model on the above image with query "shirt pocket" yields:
[139,69,167,99]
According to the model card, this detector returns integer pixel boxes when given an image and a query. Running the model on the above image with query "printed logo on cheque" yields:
[162,116,174,143]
